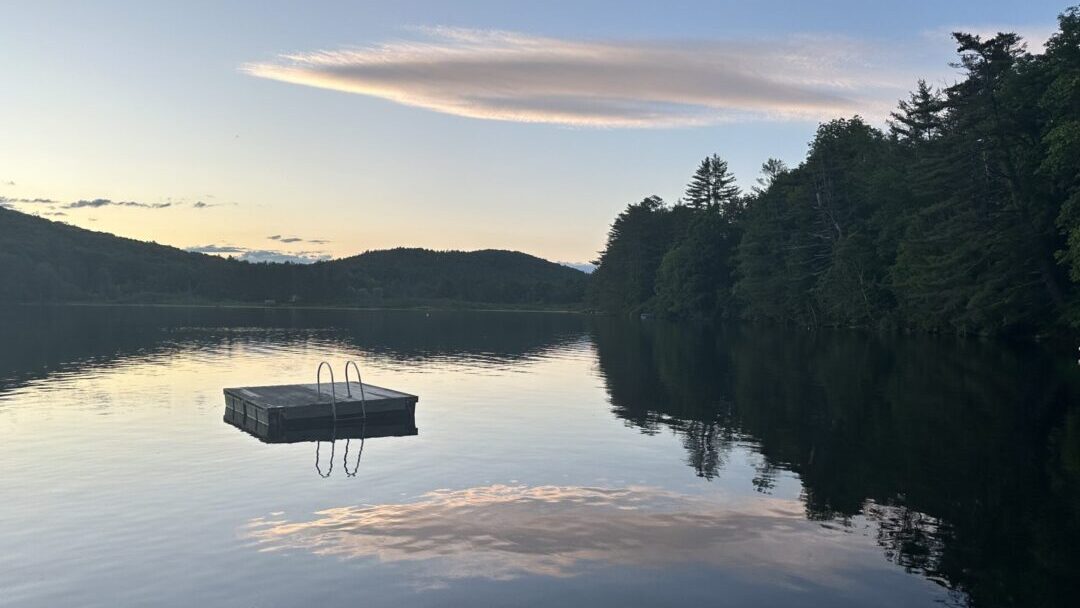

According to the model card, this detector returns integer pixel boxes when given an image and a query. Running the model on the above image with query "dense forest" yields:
[590,8,1080,336]
[0,207,587,307]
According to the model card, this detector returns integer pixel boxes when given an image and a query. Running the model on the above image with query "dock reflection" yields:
[224,404,418,477]
[223,408,418,444]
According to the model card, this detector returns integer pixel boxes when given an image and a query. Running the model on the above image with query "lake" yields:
[1,305,1077,607]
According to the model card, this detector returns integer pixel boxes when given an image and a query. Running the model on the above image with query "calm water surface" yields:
[1,306,1078,607]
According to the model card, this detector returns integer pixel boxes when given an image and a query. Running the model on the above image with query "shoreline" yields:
[8,301,590,315]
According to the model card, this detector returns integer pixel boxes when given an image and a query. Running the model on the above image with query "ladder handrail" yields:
[313,361,372,477]
[315,361,338,477]
[343,360,367,419]
[342,361,368,476]
[316,361,338,420]
[315,437,335,478]
[344,431,365,477]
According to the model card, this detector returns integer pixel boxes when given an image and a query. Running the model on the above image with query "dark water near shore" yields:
[1,305,1078,607]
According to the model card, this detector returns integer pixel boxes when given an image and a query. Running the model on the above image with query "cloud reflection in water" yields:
[244,485,888,588]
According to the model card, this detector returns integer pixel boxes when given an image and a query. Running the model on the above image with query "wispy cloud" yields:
[0,196,59,205]
[1,194,227,212]
[193,199,239,209]
[268,234,330,244]
[185,244,247,255]
[1,180,14,187]
[239,250,333,264]
[242,27,926,127]
[64,198,173,210]
[0,202,67,219]
[186,243,331,264]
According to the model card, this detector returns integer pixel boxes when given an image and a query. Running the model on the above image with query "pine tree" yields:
[685,154,741,213]
[889,80,945,146]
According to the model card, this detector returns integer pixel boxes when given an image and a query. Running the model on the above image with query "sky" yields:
[0,1,1068,265]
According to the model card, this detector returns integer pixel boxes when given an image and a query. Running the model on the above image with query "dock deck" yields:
[223,381,418,438]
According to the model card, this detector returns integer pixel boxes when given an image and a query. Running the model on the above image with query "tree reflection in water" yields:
[591,318,1080,607]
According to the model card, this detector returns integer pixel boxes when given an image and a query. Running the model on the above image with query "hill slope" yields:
[0,208,587,307]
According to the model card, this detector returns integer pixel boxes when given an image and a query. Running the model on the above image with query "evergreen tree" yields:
[685,154,741,213]
[889,80,945,147]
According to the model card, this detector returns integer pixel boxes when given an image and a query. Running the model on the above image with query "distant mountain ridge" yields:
[0,208,587,307]
[559,261,596,274]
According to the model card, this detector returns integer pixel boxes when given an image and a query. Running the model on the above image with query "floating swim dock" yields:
[223,361,418,441]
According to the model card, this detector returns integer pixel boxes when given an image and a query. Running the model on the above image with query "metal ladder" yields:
[314,360,368,478]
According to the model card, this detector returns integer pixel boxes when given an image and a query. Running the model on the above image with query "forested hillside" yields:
[0,208,587,307]
[590,7,1080,336]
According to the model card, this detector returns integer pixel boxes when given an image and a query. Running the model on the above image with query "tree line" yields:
[0,208,587,307]
[589,8,1080,336]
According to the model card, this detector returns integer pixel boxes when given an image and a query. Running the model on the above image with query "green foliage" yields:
[0,208,587,307]
[591,6,1080,335]
[739,117,899,327]
[588,196,693,314]
[654,210,740,319]
[1046,9,1080,302]
[891,28,1069,332]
